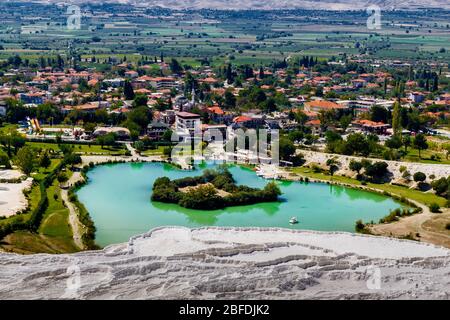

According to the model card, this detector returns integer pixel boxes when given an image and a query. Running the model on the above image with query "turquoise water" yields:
[77,162,405,247]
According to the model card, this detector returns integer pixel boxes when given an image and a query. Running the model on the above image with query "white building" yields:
[175,112,201,142]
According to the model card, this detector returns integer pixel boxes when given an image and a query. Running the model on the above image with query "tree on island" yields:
[151,168,282,210]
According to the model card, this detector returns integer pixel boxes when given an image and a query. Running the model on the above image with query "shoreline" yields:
[72,158,450,249]
[277,169,450,248]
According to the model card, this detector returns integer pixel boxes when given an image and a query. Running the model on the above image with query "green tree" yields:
[133,94,148,107]
[346,133,370,156]
[385,135,403,149]
[123,80,135,100]
[162,129,173,142]
[39,151,51,169]
[413,172,426,183]
[133,140,145,153]
[0,150,11,169]
[326,158,340,178]
[349,160,363,175]
[294,111,308,126]
[364,161,389,182]
[170,58,183,74]
[279,138,296,162]
[0,128,26,157]
[16,146,35,176]
[413,134,428,159]
[403,135,411,153]
[224,90,236,108]
[392,100,402,137]
[98,133,117,148]
[125,106,153,133]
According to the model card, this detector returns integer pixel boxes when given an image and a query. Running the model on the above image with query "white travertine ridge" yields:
[18,1,450,10]
[0,227,449,300]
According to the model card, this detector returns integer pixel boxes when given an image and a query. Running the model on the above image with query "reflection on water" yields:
[77,162,407,247]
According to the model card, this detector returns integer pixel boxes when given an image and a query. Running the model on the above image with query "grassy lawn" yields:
[403,148,450,165]
[39,180,73,237]
[141,146,165,156]
[290,167,447,207]
[26,141,127,155]
[1,231,78,254]
[0,164,79,254]
[2,179,79,254]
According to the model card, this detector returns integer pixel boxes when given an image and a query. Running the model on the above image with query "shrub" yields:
[311,164,322,173]
[355,219,366,232]
[413,172,426,183]
[402,170,411,180]
[429,203,441,213]
[431,177,450,197]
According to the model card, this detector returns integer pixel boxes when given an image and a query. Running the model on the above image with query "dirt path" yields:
[61,172,85,250]
[369,207,450,248]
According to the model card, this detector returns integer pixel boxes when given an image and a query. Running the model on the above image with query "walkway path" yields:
[125,142,139,157]
[61,172,85,250]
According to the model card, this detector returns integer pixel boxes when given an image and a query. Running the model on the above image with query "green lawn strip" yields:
[402,148,450,165]
[26,141,126,155]
[290,167,446,207]
[141,146,165,156]
[39,180,73,238]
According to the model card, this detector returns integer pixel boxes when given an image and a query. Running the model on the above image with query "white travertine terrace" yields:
[0,227,449,300]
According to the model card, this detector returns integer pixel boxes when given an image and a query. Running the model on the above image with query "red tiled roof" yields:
[305,100,345,109]
[233,116,252,123]
[207,106,224,115]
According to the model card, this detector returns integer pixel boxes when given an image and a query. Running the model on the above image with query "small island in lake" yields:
[151,166,282,210]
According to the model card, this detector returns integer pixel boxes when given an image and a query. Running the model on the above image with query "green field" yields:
[26,142,127,155]
[1,5,449,65]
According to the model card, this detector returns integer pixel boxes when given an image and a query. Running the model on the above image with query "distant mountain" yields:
[17,0,450,10]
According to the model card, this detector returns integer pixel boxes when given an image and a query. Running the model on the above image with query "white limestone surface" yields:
[0,227,449,300]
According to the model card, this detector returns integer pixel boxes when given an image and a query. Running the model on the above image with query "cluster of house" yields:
[0,57,449,142]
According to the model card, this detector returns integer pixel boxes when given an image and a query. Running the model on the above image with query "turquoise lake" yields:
[77,162,405,247]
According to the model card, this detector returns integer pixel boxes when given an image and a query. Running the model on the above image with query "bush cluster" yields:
[151,167,282,210]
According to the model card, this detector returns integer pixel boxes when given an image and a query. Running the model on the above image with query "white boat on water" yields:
[289,217,299,224]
